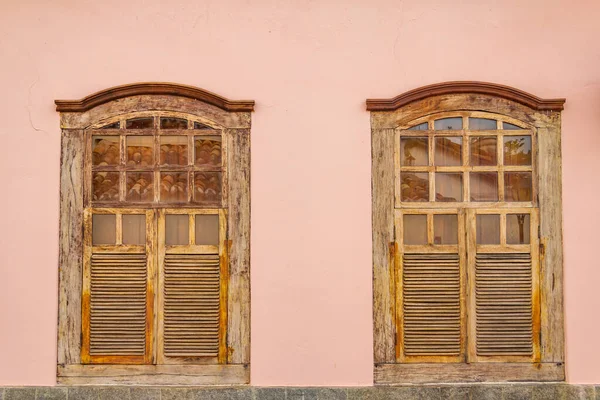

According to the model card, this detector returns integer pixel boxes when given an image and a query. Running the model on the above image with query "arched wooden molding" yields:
[55,82,255,112]
[366,81,565,112]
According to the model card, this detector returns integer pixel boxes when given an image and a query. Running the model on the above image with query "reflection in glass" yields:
[92,172,120,201]
[470,136,497,166]
[92,136,120,166]
[434,214,458,244]
[504,172,532,201]
[476,214,500,244]
[408,122,428,130]
[160,117,188,129]
[194,172,222,203]
[400,173,429,202]
[160,136,188,166]
[507,214,530,244]
[195,136,222,167]
[126,136,153,167]
[165,215,189,245]
[434,117,463,130]
[122,215,146,245]
[435,137,462,166]
[470,172,498,201]
[435,173,462,202]
[92,214,116,245]
[469,118,497,130]
[503,122,522,130]
[126,172,154,202]
[100,121,120,129]
[400,137,428,166]
[504,136,532,165]
[403,215,427,245]
[160,172,188,202]
[194,122,211,130]
[195,215,219,246]
[126,117,154,129]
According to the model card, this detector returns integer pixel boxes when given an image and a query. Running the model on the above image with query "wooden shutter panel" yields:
[89,253,147,357]
[163,254,220,357]
[402,253,461,358]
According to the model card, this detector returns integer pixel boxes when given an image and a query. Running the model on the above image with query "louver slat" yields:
[403,253,461,356]
[475,253,533,356]
[90,253,147,355]
[164,254,220,357]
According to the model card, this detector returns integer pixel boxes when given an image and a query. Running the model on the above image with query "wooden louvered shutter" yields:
[157,210,227,364]
[467,209,540,362]
[396,210,466,362]
[81,210,154,364]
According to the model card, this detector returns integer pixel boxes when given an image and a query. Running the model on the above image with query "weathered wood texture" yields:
[56,82,255,113]
[366,81,565,112]
[59,95,252,130]
[372,128,396,363]
[226,129,251,364]
[57,129,84,365]
[537,118,564,362]
[374,362,564,384]
[57,364,249,385]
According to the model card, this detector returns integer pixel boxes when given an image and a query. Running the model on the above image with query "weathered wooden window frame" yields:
[56,83,252,385]
[367,82,566,384]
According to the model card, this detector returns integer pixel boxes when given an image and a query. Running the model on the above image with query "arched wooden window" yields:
[56,83,253,385]
[368,82,565,384]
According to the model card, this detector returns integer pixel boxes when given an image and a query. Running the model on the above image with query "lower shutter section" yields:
[90,253,147,356]
[475,253,533,356]
[402,253,461,357]
[164,254,220,357]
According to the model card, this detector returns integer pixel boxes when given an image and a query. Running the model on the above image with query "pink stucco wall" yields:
[0,0,599,386]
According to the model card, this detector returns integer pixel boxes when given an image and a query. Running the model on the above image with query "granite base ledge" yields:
[0,384,598,400]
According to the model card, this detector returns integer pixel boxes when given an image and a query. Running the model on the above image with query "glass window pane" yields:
[504,172,532,202]
[469,118,497,130]
[195,215,219,246]
[194,122,211,130]
[160,117,188,129]
[476,214,500,245]
[100,121,120,129]
[507,214,530,244]
[126,117,153,129]
[122,215,146,245]
[126,172,154,202]
[504,136,532,165]
[434,117,463,130]
[165,215,189,245]
[92,172,120,202]
[470,172,498,202]
[408,122,428,130]
[400,173,429,202]
[470,136,497,166]
[195,136,222,167]
[400,137,428,166]
[160,172,188,202]
[435,137,462,166]
[126,136,154,167]
[503,122,522,130]
[434,215,458,245]
[160,136,188,166]
[92,214,116,245]
[92,136,120,166]
[435,173,462,202]
[403,214,427,245]
[194,172,222,203]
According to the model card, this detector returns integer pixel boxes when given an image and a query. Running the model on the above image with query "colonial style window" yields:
[367,82,565,384]
[56,83,252,384]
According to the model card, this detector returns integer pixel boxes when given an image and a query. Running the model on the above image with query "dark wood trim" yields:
[56,83,255,112]
[366,81,566,112]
